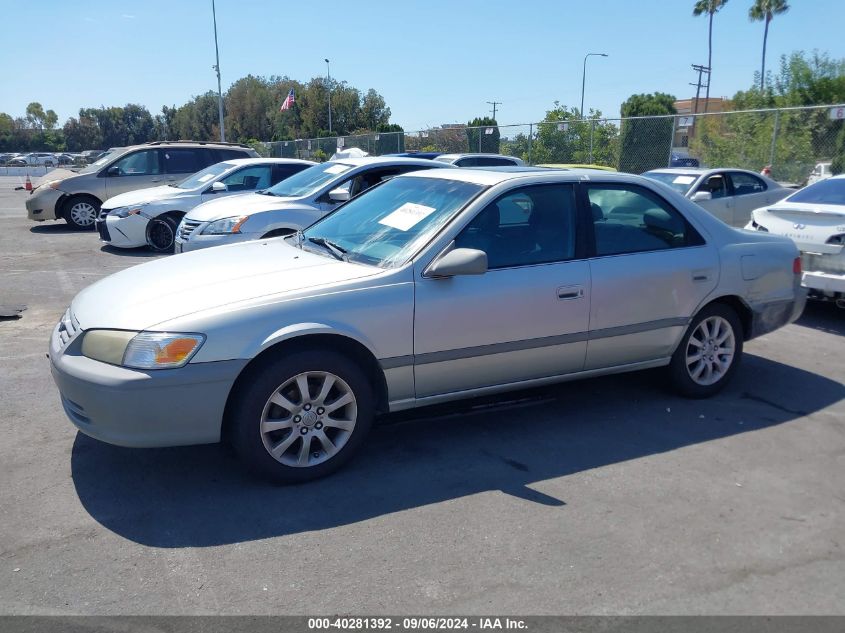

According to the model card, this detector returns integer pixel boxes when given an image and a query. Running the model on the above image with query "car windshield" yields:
[301,176,485,268]
[79,149,121,174]
[786,178,845,205]
[264,161,354,197]
[174,162,234,189]
[642,171,698,195]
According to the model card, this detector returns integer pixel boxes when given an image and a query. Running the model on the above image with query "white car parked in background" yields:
[643,168,790,227]
[175,156,448,252]
[747,174,845,304]
[97,158,314,252]
[807,161,833,186]
[434,153,525,167]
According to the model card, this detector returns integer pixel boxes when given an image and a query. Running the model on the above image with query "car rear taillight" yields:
[793,257,802,275]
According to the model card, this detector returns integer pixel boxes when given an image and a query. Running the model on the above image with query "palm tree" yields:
[749,0,790,90]
[692,0,729,112]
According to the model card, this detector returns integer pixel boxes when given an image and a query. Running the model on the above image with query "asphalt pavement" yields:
[0,175,843,615]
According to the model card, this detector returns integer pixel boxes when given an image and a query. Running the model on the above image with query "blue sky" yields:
[1,0,843,134]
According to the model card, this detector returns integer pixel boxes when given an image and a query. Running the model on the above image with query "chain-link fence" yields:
[261,104,845,184]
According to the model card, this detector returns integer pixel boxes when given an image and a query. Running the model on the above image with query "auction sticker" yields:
[379,202,437,231]
[325,164,351,175]
[673,175,696,185]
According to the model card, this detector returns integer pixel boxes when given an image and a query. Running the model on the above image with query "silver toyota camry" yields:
[50,168,806,483]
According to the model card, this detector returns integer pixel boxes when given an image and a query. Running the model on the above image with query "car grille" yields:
[57,308,81,350]
[178,219,202,241]
[96,219,111,241]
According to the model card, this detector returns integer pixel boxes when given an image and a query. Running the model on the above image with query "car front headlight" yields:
[202,216,249,235]
[109,206,144,219]
[81,330,205,369]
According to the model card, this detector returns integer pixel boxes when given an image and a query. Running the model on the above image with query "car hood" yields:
[102,185,194,209]
[186,192,308,222]
[753,202,845,254]
[40,168,78,187]
[71,239,378,331]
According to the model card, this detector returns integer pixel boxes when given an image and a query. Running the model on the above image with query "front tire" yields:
[669,303,743,398]
[63,196,100,230]
[147,215,179,252]
[229,350,374,484]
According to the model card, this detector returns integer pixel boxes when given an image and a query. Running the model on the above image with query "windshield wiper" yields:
[256,189,277,196]
[307,236,348,261]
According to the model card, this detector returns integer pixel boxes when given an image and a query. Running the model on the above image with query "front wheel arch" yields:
[221,333,389,443]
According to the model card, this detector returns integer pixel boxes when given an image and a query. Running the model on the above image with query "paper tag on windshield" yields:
[198,174,215,183]
[673,175,696,185]
[378,202,437,231]
[325,164,351,175]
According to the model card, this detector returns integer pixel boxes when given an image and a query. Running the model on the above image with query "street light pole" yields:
[325,58,332,134]
[580,52,608,120]
[211,0,225,142]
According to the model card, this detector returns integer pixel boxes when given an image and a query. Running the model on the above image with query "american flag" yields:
[280,89,295,112]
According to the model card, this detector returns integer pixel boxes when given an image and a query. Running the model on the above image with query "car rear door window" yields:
[163,149,200,174]
[454,184,577,268]
[587,184,703,256]
[475,157,516,166]
[271,163,310,184]
[728,172,767,196]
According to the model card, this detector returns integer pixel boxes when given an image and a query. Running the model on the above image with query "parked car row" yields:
[1,151,105,167]
[46,161,807,482]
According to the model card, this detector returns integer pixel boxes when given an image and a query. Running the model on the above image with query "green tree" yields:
[749,0,790,90]
[693,0,729,109]
[466,116,500,153]
[530,104,619,166]
[618,92,676,173]
[831,125,845,175]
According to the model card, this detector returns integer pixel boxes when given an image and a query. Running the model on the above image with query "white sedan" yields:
[96,158,314,252]
[643,168,791,227]
[747,174,845,303]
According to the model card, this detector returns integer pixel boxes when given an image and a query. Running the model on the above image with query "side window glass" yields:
[697,174,727,199]
[477,157,513,166]
[588,185,702,256]
[271,164,308,184]
[112,150,161,176]
[163,149,200,174]
[221,166,271,191]
[455,157,477,167]
[454,184,577,269]
[730,172,767,196]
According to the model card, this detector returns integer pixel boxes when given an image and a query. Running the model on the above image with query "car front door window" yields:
[221,166,272,192]
[112,150,161,176]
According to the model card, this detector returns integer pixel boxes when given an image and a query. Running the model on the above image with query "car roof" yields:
[435,153,521,160]
[329,156,452,168]
[401,166,638,186]
[222,158,314,166]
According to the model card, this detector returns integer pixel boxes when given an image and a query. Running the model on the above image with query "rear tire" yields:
[146,215,179,252]
[229,350,374,484]
[63,196,100,230]
[668,303,743,398]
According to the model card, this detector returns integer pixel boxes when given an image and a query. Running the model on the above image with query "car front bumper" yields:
[175,231,256,253]
[96,214,148,248]
[50,322,248,447]
[25,186,63,221]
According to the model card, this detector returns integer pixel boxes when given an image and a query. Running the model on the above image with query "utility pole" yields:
[690,64,710,116]
[486,101,501,121]
[325,58,332,134]
[211,0,225,142]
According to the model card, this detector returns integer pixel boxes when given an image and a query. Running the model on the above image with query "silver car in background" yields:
[175,156,449,252]
[643,167,791,227]
[50,168,805,483]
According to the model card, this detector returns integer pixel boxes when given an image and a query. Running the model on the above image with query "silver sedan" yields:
[50,168,806,482]
[643,167,791,227]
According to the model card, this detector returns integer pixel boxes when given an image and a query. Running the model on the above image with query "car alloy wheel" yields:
[259,371,358,468]
[147,216,177,252]
[684,315,736,386]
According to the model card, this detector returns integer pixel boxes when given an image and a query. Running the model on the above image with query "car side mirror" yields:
[328,188,350,202]
[210,181,227,192]
[427,248,488,277]
[691,191,712,202]
[106,166,120,177]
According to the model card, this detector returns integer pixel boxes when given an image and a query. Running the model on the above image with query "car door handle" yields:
[151,178,162,183]
[557,286,584,300]
[691,269,713,282]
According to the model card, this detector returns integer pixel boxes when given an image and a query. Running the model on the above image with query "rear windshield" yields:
[786,178,845,205]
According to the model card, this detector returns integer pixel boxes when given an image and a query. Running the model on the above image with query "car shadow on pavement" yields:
[70,353,844,548]
[795,301,845,336]
[99,245,162,258]
[29,224,88,235]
